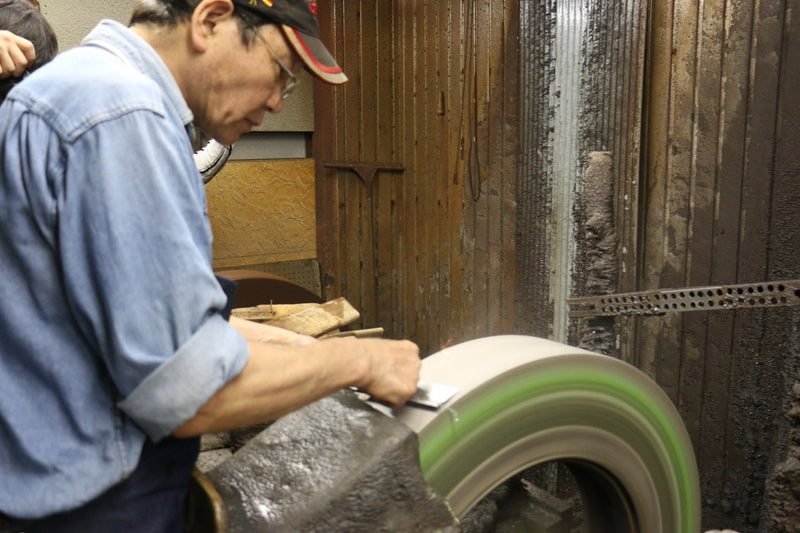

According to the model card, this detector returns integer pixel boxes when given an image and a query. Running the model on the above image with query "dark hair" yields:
[0,0,58,103]
[129,0,267,47]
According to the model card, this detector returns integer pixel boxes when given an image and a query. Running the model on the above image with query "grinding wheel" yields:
[393,335,701,532]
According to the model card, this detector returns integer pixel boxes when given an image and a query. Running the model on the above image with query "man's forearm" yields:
[172,338,366,437]
[172,336,420,438]
[228,315,316,346]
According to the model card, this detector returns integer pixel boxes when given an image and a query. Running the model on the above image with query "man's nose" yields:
[266,92,284,114]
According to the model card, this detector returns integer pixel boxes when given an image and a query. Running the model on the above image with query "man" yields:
[0,1,421,531]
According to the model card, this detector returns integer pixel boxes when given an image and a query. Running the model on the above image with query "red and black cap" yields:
[230,0,347,85]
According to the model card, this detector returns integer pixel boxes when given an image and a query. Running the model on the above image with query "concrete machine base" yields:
[189,335,701,532]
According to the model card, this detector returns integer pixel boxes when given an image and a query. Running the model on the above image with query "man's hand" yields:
[231,320,420,406]
[0,30,35,79]
[351,338,421,407]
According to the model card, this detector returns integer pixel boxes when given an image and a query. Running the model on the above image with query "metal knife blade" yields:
[405,380,459,409]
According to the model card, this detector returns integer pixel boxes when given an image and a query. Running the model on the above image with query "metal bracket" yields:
[567,280,800,317]
[324,161,405,198]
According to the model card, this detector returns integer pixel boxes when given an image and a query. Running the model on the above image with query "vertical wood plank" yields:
[432,0,451,351]
[470,0,488,341]
[486,0,505,336]
[680,0,725,494]
[701,0,756,523]
[339,1,364,326]
[421,0,440,350]
[412,0,429,351]
[501,0,520,334]
[359,0,378,330]
[446,0,467,346]
[617,0,649,368]
[657,0,699,405]
[638,0,674,377]
[618,0,646,297]
[398,0,418,344]
[374,1,396,335]
[315,0,344,301]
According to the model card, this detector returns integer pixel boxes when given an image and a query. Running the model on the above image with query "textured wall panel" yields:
[40,0,133,50]
[207,160,317,269]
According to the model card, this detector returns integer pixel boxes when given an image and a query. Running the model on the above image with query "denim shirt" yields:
[0,20,248,518]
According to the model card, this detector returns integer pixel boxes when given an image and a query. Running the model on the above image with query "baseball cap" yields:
[231,0,347,85]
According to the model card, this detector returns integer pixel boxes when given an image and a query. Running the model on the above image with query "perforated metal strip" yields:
[567,280,800,317]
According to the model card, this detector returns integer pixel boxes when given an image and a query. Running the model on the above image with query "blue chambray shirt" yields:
[0,20,249,518]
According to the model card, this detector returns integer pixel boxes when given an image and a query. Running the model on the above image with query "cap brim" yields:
[281,25,348,85]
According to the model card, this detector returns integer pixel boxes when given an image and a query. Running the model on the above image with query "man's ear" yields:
[190,0,236,52]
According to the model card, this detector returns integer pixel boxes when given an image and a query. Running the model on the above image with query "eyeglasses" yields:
[260,36,298,99]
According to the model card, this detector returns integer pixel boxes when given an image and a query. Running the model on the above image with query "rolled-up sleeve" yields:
[119,314,248,441]
[51,103,250,442]
[0,22,251,517]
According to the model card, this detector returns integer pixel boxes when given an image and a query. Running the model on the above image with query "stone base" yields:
[196,390,459,533]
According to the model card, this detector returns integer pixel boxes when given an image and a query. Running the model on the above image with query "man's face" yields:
[192,22,298,145]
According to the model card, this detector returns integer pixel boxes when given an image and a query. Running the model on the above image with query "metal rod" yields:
[567,280,800,317]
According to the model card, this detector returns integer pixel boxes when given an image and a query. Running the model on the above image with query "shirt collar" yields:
[81,20,195,138]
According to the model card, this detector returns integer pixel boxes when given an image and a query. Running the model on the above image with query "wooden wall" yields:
[314,0,520,356]
[633,0,800,530]
[311,1,799,530]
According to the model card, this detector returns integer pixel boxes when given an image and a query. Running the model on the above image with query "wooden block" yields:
[267,306,345,337]
[231,297,361,337]
[318,297,360,326]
